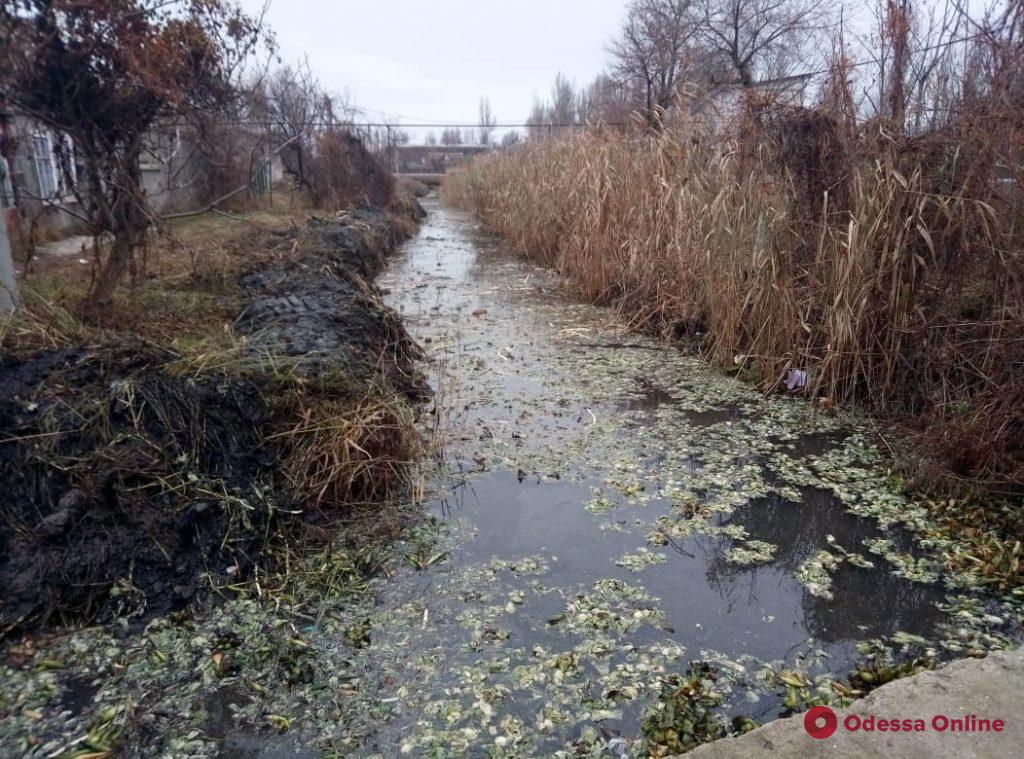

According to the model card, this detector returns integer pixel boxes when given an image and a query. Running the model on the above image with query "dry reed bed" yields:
[443,120,1023,500]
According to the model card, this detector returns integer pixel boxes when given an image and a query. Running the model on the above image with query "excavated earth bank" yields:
[0,206,424,637]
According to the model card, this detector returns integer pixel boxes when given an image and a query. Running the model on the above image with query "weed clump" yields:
[278,389,422,508]
[641,662,759,756]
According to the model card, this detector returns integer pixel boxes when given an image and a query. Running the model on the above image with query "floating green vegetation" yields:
[826,534,875,569]
[865,538,941,584]
[641,662,741,756]
[725,540,778,566]
[615,548,668,572]
[814,638,939,705]
[794,550,843,599]
[585,489,617,514]
[550,579,665,635]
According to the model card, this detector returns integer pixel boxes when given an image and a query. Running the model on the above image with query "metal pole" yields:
[0,216,18,313]
[386,125,394,172]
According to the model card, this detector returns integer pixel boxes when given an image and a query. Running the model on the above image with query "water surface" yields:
[363,197,999,755]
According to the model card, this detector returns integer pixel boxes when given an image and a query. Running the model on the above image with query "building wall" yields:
[139,127,201,215]
[1,114,87,242]
[1,115,208,244]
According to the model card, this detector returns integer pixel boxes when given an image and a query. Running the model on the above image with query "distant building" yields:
[678,73,812,122]
[394,144,490,174]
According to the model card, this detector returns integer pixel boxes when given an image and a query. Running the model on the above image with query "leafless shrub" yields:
[0,0,270,313]
[307,129,394,211]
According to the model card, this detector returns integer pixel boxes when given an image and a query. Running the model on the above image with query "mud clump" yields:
[240,208,426,397]
[0,206,425,637]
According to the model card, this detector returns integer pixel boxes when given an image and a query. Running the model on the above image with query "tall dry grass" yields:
[443,116,1023,496]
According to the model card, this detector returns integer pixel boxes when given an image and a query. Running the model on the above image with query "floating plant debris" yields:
[615,548,668,572]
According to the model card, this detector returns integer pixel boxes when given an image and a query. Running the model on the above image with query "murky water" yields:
[362,197,1009,756]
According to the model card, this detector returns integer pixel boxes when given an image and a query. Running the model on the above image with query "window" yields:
[0,156,13,208]
[32,132,58,198]
[31,131,76,200]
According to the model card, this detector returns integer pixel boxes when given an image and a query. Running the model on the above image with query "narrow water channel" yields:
[356,196,1013,756]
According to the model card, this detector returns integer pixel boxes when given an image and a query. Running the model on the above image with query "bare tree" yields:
[609,0,701,124]
[0,0,269,311]
[424,130,438,146]
[258,59,330,189]
[549,73,579,126]
[478,97,497,145]
[579,74,635,125]
[526,97,550,138]
[440,127,463,145]
[523,76,579,138]
[501,130,523,147]
[867,0,966,131]
[697,0,830,86]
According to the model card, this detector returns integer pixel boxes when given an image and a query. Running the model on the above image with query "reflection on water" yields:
[707,489,944,643]
[436,470,944,664]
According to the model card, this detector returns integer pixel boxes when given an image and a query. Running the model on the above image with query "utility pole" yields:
[0,216,18,313]
[385,124,395,173]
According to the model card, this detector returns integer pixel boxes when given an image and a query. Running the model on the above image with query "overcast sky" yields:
[237,1,949,143]
[239,0,628,140]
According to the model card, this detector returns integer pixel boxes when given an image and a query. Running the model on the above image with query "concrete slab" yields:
[692,649,1024,758]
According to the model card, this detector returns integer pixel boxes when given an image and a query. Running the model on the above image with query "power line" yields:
[343,122,596,129]
[725,32,986,89]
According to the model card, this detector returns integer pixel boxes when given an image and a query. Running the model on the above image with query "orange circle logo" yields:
[804,705,838,739]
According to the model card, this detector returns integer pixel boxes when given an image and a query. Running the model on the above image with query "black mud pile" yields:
[0,344,275,632]
[0,207,423,637]
[240,208,426,396]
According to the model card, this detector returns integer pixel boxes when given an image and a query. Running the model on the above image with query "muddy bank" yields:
[240,208,426,395]
[0,342,275,633]
[0,206,424,637]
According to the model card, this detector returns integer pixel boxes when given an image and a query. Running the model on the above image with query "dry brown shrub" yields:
[278,391,422,509]
[308,130,394,211]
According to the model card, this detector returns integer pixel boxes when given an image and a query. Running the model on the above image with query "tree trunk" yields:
[738,61,753,88]
[86,146,147,312]
[89,232,135,308]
